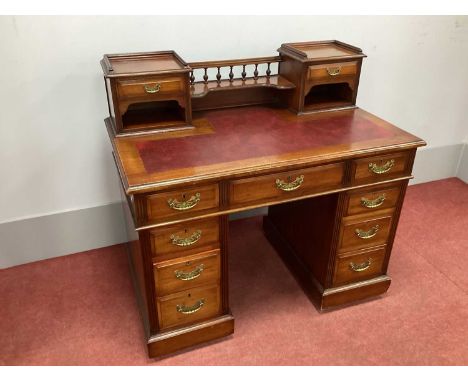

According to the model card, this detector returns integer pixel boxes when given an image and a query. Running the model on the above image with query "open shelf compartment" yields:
[121,100,187,132]
[303,82,354,111]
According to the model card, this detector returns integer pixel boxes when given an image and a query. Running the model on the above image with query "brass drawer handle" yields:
[177,299,205,315]
[144,83,161,93]
[355,225,380,239]
[167,192,201,211]
[368,159,395,174]
[170,230,202,247]
[275,175,304,192]
[349,258,372,272]
[326,67,341,76]
[174,264,205,281]
[360,194,386,209]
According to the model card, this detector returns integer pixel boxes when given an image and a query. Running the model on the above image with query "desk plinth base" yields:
[320,276,391,309]
[263,216,391,310]
[147,314,235,358]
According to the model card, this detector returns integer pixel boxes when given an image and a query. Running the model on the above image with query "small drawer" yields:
[117,76,185,100]
[156,284,221,330]
[150,217,219,257]
[346,185,401,216]
[229,163,344,207]
[308,61,358,82]
[352,152,410,183]
[333,247,386,286]
[338,213,393,253]
[145,184,219,222]
[154,250,220,296]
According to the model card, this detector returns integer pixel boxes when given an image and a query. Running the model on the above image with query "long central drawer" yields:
[229,163,344,207]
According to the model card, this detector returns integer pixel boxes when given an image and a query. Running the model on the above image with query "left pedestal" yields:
[119,181,233,358]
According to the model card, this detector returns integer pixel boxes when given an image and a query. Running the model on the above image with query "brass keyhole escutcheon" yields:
[326,67,341,76]
[177,298,205,314]
[174,263,204,281]
[361,193,386,209]
[170,230,202,247]
[275,175,304,192]
[368,159,395,174]
[167,193,201,211]
[144,83,161,93]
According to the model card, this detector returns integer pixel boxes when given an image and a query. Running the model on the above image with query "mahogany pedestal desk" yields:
[102,41,426,357]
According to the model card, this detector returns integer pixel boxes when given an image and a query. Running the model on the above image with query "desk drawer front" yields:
[333,247,386,286]
[117,76,185,100]
[150,217,219,257]
[352,152,410,183]
[157,284,221,330]
[339,213,393,253]
[145,184,219,222]
[154,250,220,296]
[308,61,358,82]
[229,163,344,207]
[346,185,401,216]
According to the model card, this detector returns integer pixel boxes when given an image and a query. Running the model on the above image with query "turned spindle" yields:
[266,62,271,78]
[241,65,247,81]
[190,71,195,85]
[229,66,234,82]
[216,67,221,83]
[254,63,259,80]
[203,68,208,84]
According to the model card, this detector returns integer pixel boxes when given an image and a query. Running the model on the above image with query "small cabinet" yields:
[278,40,366,114]
[101,51,192,136]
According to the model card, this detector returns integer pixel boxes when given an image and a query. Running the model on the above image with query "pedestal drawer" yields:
[338,213,393,253]
[229,163,344,207]
[156,284,221,330]
[345,184,401,216]
[150,217,219,257]
[352,151,410,183]
[145,183,219,222]
[154,250,220,296]
[333,247,386,286]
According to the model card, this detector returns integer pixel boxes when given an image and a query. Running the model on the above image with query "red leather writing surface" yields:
[135,106,395,173]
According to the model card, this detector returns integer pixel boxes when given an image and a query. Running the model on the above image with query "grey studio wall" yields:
[0,15,467,268]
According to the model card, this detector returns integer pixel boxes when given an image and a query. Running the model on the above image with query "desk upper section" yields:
[101,40,369,137]
[109,106,425,194]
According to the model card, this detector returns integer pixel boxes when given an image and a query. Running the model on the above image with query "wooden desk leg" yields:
[263,192,391,310]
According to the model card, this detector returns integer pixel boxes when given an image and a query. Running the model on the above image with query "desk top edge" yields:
[108,106,425,195]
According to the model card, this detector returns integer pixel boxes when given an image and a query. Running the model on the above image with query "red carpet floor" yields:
[1,178,467,365]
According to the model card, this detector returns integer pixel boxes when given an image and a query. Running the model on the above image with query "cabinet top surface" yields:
[109,106,425,193]
[102,51,188,76]
[279,41,365,62]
